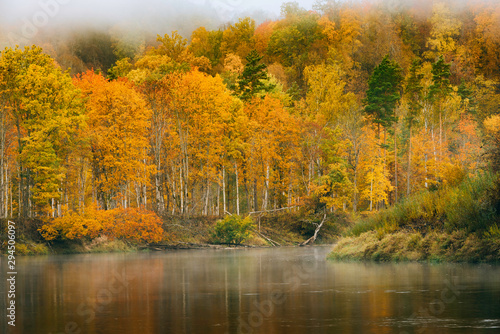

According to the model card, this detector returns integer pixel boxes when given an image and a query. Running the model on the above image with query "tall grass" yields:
[350,172,498,236]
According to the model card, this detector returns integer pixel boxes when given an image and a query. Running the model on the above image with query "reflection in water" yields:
[1,246,500,333]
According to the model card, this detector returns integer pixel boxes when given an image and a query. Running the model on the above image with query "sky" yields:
[0,0,319,46]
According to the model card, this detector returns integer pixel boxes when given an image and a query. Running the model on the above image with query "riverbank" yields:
[328,230,500,262]
[0,212,347,255]
[328,174,500,263]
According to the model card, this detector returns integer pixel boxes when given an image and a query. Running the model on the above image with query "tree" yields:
[427,55,452,161]
[243,95,300,212]
[364,54,403,206]
[0,46,85,216]
[69,29,118,74]
[221,17,256,60]
[364,55,404,132]
[267,6,323,91]
[236,50,274,101]
[360,126,393,211]
[426,2,462,58]
[74,71,153,210]
[404,59,424,196]
[364,54,403,175]
[149,70,234,215]
[304,62,356,123]
[189,27,223,70]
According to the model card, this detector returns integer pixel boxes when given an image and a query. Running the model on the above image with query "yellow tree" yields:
[359,126,393,211]
[221,17,256,60]
[473,6,500,78]
[74,71,153,210]
[244,95,300,212]
[155,70,234,215]
[0,45,85,216]
[189,27,223,72]
[426,2,462,59]
[303,62,359,211]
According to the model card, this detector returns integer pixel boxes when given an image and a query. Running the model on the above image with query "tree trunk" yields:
[179,166,184,214]
[407,126,412,196]
[253,179,258,212]
[235,162,239,215]
[262,164,270,211]
[394,123,398,203]
[222,165,226,214]
[300,214,327,246]
[204,177,210,216]
[369,170,373,212]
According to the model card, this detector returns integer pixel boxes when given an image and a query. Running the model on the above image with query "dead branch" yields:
[300,214,327,246]
[248,206,297,215]
[252,229,281,246]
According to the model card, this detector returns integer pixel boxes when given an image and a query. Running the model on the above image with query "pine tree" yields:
[236,49,274,101]
[428,55,452,104]
[364,55,403,133]
[363,55,403,207]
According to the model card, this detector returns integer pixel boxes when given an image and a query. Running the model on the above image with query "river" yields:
[1,246,500,333]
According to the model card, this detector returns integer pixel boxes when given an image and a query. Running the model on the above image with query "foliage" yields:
[74,70,153,210]
[38,205,164,244]
[210,215,254,245]
[328,230,500,262]
[1,0,500,247]
[364,55,403,130]
[236,50,275,100]
[0,46,85,215]
[350,172,498,236]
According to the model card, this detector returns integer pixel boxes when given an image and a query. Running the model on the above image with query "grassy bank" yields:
[1,212,347,255]
[329,173,500,262]
[328,230,500,262]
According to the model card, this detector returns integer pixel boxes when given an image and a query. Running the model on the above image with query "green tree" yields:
[236,50,274,101]
[364,55,403,139]
[364,55,403,207]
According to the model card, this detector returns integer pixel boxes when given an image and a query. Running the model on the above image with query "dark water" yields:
[1,246,500,334]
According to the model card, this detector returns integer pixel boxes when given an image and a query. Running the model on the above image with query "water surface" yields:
[1,246,500,333]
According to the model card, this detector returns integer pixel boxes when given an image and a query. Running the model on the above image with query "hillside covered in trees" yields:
[1,0,500,250]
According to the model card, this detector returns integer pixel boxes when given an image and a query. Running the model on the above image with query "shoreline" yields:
[327,230,500,263]
[0,239,336,256]
[0,213,344,256]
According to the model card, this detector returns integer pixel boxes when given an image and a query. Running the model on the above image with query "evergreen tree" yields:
[236,49,274,101]
[364,55,403,133]
[457,79,475,113]
[364,55,403,207]
[427,55,452,105]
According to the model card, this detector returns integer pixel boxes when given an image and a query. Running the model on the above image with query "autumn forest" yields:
[1,0,500,244]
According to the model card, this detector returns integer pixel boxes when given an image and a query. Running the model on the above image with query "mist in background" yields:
[0,0,317,47]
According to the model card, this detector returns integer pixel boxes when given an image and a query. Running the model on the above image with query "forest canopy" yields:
[0,0,499,233]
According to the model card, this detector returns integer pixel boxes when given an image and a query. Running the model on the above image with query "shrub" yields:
[38,205,164,244]
[210,215,254,245]
[349,172,498,237]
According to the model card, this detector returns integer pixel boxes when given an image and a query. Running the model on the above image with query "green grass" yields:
[350,172,498,237]
[330,172,500,262]
[328,230,500,262]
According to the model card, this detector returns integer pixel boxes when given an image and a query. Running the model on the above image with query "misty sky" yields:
[0,0,318,37]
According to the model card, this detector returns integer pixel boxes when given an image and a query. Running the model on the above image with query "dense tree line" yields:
[1,0,500,226]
